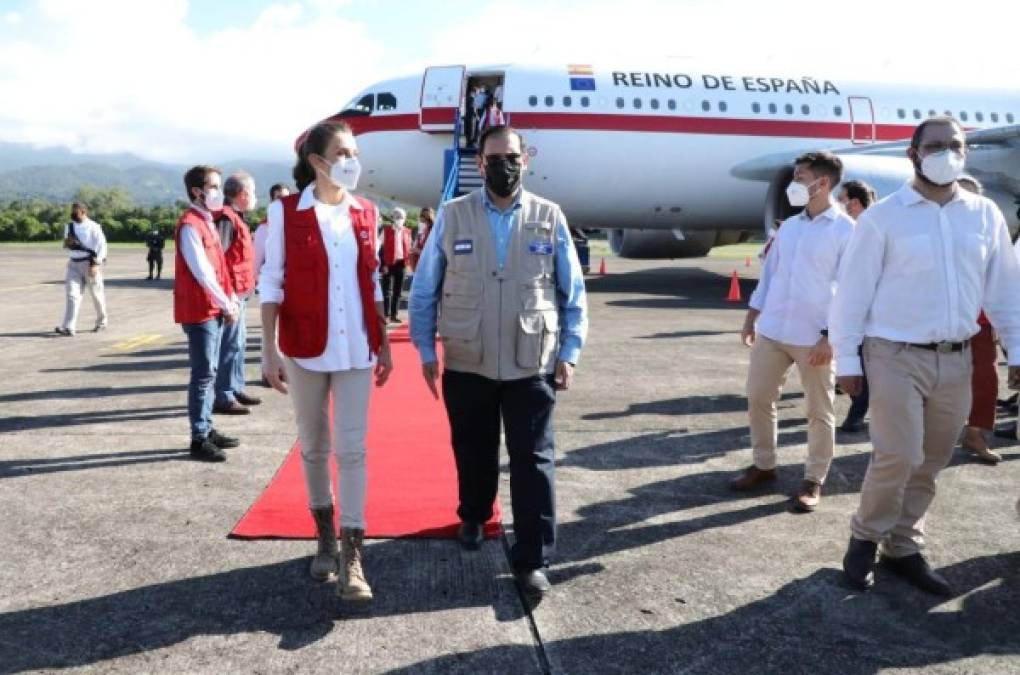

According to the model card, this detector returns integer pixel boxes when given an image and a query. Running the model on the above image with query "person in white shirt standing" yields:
[832,116,1020,596]
[253,183,291,283]
[732,151,854,513]
[56,202,108,336]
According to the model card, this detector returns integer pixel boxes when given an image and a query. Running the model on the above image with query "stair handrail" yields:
[440,114,462,204]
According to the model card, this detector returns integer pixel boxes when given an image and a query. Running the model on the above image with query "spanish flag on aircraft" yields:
[568,64,596,91]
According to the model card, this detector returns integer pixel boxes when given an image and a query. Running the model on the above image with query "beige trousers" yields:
[283,359,372,529]
[851,337,971,557]
[747,335,836,484]
[61,259,107,331]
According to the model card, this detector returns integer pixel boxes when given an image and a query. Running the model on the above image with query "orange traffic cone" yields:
[598,257,607,275]
[727,270,742,302]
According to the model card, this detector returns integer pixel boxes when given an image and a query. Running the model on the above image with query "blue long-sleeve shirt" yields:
[409,190,588,366]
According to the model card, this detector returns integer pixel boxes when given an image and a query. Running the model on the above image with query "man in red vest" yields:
[380,207,413,323]
[174,165,241,462]
[213,171,261,414]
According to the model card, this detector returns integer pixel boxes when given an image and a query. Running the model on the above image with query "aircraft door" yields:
[848,96,876,144]
[420,65,465,132]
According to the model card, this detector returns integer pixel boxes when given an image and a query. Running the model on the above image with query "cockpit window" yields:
[377,92,397,111]
[341,94,375,116]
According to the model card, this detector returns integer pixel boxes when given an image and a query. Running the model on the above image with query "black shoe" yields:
[208,429,240,449]
[880,553,953,597]
[190,438,226,462]
[146,275,153,280]
[213,400,250,415]
[458,521,484,550]
[515,568,551,597]
[234,391,262,406]
[843,537,878,591]
[839,418,867,433]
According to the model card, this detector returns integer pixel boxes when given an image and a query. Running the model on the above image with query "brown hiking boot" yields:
[309,506,339,581]
[729,466,777,492]
[792,480,822,512]
[339,528,373,601]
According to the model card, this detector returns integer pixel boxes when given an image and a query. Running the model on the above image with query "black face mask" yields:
[483,157,522,198]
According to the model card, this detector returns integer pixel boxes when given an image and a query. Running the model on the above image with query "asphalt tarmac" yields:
[1,245,1019,674]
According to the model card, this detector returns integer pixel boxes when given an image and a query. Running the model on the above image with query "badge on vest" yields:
[453,239,473,255]
[528,240,554,255]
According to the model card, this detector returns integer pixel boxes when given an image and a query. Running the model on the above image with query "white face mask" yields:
[328,156,361,191]
[920,150,966,186]
[785,179,817,208]
[204,188,224,211]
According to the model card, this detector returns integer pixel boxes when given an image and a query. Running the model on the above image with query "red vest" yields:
[278,193,383,358]
[219,205,256,295]
[174,208,233,324]
[382,225,413,266]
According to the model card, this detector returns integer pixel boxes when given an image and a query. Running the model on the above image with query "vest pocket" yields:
[439,310,483,364]
[520,282,557,310]
[516,309,559,369]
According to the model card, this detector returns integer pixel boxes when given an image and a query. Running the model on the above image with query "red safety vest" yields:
[173,207,233,324]
[277,192,383,358]
[219,205,256,296]
[382,226,413,267]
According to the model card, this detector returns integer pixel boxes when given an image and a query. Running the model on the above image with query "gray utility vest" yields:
[438,189,563,381]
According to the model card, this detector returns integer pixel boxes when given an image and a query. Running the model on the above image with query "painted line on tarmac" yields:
[112,334,164,351]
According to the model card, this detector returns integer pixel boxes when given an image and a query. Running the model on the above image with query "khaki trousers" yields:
[283,359,372,529]
[852,337,971,557]
[747,335,835,484]
[61,259,107,331]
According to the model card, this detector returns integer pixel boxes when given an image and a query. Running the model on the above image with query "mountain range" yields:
[0,142,293,205]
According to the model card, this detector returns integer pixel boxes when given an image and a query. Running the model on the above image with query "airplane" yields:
[301,63,1020,258]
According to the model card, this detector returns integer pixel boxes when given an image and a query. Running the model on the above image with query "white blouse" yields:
[259,185,383,372]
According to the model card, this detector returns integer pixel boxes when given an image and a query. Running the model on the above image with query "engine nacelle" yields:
[608,228,749,259]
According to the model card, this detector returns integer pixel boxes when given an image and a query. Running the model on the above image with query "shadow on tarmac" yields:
[583,392,803,420]
[0,448,190,478]
[388,553,1020,674]
[586,266,754,311]
[0,404,185,433]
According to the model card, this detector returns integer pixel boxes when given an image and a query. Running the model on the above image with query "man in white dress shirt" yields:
[832,117,1020,595]
[732,151,854,513]
[56,202,108,336]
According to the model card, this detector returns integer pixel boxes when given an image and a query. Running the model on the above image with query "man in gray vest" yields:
[409,125,588,598]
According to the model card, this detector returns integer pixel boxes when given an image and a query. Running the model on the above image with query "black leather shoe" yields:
[234,391,262,406]
[213,400,250,415]
[515,568,551,597]
[208,429,240,449]
[458,521,484,550]
[190,438,226,462]
[880,553,954,597]
[843,537,878,591]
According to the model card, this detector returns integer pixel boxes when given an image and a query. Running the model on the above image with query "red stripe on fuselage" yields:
[334,111,919,141]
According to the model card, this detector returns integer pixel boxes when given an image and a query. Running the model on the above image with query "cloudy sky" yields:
[0,0,1014,163]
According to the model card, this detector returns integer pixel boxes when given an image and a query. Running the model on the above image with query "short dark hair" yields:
[269,183,290,200]
[794,151,843,187]
[183,165,221,201]
[841,179,876,209]
[910,115,963,150]
[71,201,88,214]
[479,125,526,155]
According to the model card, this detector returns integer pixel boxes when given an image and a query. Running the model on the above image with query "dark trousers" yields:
[442,370,557,572]
[147,253,163,278]
[381,261,405,318]
[846,355,870,423]
[969,322,998,430]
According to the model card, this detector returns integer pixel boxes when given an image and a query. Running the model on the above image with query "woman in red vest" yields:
[259,121,392,602]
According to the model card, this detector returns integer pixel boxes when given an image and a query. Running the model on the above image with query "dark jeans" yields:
[216,297,247,405]
[147,253,163,278]
[846,355,870,423]
[442,370,557,572]
[182,317,223,440]
[381,261,406,318]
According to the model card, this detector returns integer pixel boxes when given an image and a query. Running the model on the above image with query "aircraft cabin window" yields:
[544,95,554,106]
[929,109,937,117]
[913,109,922,120]
[785,103,794,115]
[801,104,809,115]
[528,95,538,107]
[897,109,906,119]
[581,96,590,107]
[991,112,1000,122]
[752,102,761,113]
[1008,113,1016,123]
[563,96,572,107]
[376,92,397,111]
[944,110,952,117]
[960,111,969,121]
[650,98,660,110]
[768,103,777,114]
[616,97,625,109]
[719,101,728,112]
[667,99,677,111]
[342,93,374,115]
[833,105,843,117]
[701,100,710,112]
[633,97,642,109]
[975,112,984,122]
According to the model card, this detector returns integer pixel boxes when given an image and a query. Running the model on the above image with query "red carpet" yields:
[230,326,502,540]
